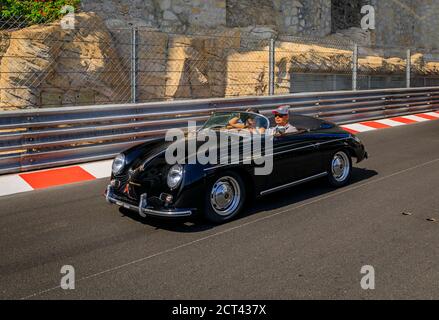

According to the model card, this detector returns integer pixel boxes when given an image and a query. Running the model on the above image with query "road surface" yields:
[1,120,439,299]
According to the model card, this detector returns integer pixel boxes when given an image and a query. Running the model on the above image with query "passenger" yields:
[227,112,246,130]
[227,107,260,130]
[244,108,265,134]
[272,105,298,135]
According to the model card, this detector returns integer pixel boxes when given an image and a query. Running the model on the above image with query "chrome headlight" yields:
[167,164,183,190]
[112,154,126,175]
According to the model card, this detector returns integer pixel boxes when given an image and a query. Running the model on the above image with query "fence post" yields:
[352,43,358,91]
[131,27,138,103]
[406,49,411,88]
[269,38,275,95]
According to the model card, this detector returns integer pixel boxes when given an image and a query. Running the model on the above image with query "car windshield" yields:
[201,112,269,131]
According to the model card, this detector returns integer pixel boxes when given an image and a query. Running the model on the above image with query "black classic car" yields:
[105,110,368,223]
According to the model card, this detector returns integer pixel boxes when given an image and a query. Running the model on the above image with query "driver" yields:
[272,105,298,135]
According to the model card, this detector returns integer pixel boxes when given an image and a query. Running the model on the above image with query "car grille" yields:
[113,162,169,202]
[113,170,141,202]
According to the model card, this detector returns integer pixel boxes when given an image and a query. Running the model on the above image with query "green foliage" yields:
[1,0,81,25]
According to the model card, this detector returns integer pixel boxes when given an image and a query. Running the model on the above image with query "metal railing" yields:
[1,86,438,175]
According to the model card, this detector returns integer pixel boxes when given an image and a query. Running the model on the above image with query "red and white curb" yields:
[0,160,112,197]
[340,111,439,134]
[0,111,438,198]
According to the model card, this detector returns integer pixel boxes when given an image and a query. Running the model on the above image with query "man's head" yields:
[272,105,290,126]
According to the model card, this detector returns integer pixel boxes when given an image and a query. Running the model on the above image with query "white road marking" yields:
[0,175,33,196]
[341,123,377,132]
[424,112,439,118]
[374,119,406,127]
[80,160,112,179]
[401,115,430,122]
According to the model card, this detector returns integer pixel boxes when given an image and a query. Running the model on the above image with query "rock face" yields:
[0,13,130,109]
[82,0,227,31]
[226,0,277,28]
[0,12,270,109]
[81,0,439,50]
[81,0,332,38]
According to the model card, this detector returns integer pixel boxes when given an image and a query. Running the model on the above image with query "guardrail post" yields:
[269,38,275,96]
[352,43,358,91]
[406,49,411,88]
[131,27,138,103]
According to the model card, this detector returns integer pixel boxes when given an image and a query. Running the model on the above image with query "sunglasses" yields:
[275,114,287,118]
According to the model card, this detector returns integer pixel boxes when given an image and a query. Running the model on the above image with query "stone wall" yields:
[81,0,227,31]
[371,0,439,49]
[274,0,331,37]
[81,0,332,38]
[80,0,439,49]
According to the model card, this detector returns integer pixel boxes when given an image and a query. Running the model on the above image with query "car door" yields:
[264,131,323,190]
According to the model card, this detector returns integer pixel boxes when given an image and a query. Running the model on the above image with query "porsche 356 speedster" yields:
[105,110,368,223]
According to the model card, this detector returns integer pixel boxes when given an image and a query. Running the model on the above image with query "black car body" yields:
[105,111,368,223]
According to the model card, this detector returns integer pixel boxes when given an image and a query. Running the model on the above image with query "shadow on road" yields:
[119,167,378,232]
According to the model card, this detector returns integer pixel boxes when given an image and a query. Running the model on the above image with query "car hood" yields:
[124,130,256,171]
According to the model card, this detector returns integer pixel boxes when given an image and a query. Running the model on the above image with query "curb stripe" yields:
[339,127,358,134]
[360,121,391,129]
[374,119,406,127]
[424,112,439,118]
[416,113,439,120]
[0,175,33,197]
[390,116,418,124]
[341,123,377,133]
[401,115,430,122]
[80,160,113,179]
[19,166,96,189]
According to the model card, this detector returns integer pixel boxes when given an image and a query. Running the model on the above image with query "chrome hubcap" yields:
[210,176,241,216]
[331,152,350,182]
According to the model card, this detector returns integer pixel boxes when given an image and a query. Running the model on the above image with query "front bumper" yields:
[105,185,193,218]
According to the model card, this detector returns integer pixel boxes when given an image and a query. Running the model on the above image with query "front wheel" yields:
[327,150,352,187]
[204,172,246,224]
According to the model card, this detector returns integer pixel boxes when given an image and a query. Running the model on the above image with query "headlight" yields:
[352,135,362,143]
[112,154,126,175]
[167,164,183,190]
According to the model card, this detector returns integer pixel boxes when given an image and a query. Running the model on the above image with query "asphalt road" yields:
[1,120,439,299]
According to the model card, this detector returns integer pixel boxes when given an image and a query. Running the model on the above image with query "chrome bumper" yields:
[105,185,192,218]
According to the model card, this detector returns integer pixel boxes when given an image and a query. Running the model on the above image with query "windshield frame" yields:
[200,111,270,131]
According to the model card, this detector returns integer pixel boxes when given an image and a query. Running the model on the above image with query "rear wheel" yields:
[204,172,246,224]
[327,150,352,187]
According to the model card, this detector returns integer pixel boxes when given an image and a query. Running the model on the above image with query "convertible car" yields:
[105,110,368,223]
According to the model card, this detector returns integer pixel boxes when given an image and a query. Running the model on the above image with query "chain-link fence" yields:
[2,13,439,110]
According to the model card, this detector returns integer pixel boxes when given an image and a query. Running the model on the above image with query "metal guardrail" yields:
[1,86,439,175]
